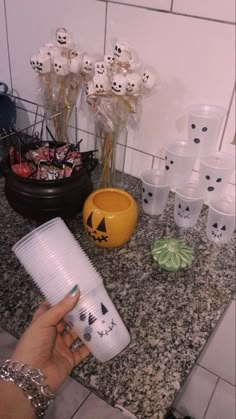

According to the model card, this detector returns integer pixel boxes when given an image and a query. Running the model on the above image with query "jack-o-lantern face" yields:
[86,211,108,243]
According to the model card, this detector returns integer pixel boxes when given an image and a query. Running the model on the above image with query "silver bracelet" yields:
[0,359,55,418]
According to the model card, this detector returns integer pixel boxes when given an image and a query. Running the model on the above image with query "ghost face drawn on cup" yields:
[204,174,222,192]
[190,123,208,145]
[79,302,117,342]
[165,156,174,171]
[177,203,190,219]
[142,186,153,206]
[211,222,226,240]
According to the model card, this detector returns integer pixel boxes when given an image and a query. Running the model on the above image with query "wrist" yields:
[0,380,36,419]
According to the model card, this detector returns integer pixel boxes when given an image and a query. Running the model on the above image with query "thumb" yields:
[38,285,80,327]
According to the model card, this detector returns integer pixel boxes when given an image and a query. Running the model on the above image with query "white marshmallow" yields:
[114,41,133,65]
[35,54,51,74]
[56,28,71,48]
[126,73,142,95]
[104,54,115,67]
[85,81,96,96]
[54,56,69,76]
[81,55,94,75]
[93,75,110,94]
[69,57,82,74]
[111,74,127,96]
[142,69,156,89]
[94,61,108,76]
[30,55,38,71]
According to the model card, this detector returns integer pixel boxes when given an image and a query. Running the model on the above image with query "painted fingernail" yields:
[68,284,79,297]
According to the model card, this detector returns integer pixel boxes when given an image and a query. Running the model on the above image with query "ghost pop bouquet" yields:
[85,39,157,187]
[30,27,95,142]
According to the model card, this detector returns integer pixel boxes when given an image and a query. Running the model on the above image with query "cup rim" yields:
[165,140,196,158]
[175,181,204,201]
[85,188,137,215]
[209,195,236,216]
[200,151,235,169]
[187,104,226,118]
[141,169,169,188]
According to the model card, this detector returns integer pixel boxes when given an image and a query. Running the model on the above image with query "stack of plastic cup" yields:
[188,104,226,157]
[199,151,235,203]
[164,140,196,190]
[12,218,130,362]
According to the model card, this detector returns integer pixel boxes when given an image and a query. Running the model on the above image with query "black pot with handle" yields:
[3,142,98,221]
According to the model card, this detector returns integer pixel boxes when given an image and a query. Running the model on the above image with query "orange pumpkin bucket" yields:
[83,188,138,248]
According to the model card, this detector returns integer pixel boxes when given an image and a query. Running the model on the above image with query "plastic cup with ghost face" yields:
[66,284,131,362]
[164,140,196,190]
[206,196,235,244]
[188,105,226,157]
[141,169,170,215]
[199,152,235,203]
[174,181,204,228]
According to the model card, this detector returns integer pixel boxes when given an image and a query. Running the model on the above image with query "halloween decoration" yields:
[141,169,170,215]
[84,39,158,187]
[151,239,194,272]
[174,182,204,228]
[164,140,196,190]
[29,28,91,142]
[199,152,235,202]
[206,197,235,244]
[13,218,131,362]
[83,188,138,248]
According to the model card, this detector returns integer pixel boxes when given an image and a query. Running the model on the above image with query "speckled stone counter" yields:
[0,174,235,419]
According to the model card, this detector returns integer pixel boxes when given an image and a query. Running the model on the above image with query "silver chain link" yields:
[0,359,55,417]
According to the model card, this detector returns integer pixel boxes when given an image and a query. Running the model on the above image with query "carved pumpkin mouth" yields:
[87,229,108,243]
[97,319,117,338]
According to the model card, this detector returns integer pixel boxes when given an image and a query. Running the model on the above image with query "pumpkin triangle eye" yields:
[221,225,226,231]
[97,217,106,232]
[86,212,93,228]
[101,303,108,315]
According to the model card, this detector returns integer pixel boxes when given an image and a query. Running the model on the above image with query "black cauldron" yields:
[2,142,98,221]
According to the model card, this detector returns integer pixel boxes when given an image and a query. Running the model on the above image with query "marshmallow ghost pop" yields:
[54,56,69,76]
[114,41,133,65]
[56,28,71,47]
[126,73,142,95]
[34,54,51,74]
[142,69,156,89]
[111,74,127,96]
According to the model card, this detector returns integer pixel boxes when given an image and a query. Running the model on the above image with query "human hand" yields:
[11,285,90,392]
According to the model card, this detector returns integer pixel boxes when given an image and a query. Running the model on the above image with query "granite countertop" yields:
[0,173,235,419]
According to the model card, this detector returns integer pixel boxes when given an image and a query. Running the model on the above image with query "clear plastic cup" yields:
[199,152,235,203]
[141,169,170,215]
[164,140,196,189]
[12,218,103,295]
[65,284,131,362]
[206,196,235,244]
[188,104,226,157]
[174,181,204,228]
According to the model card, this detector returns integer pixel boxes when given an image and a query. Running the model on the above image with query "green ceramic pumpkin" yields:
[151,239,193,272]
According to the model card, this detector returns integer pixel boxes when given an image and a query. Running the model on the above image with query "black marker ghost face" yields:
[57,34,67,45]
[36,60,43,72]
[191,123,208,145]
[142,187,153,206]
[204,175,222,192]
[165,156,174,171]
[86,212,108,243]
[211,222,226,239]
[112,81,122,93]
[95,83,105,94]
[96,63,106,75]
[114,44,122,58]
[79,303,117,342]
[177,203,190,219]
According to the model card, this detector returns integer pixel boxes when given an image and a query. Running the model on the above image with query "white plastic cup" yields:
[206,196,235,244]
[12,218,103,295]
[66,284,131,362]
[12,218,131,362]
[141,169,170,215]
[164,140,196,189]
[188,104,226,157]
[199,152,235,203]
[174,181,204,228]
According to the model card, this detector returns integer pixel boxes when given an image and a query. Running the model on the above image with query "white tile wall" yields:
[198,300,236,386]
[107,0,171,11]
[0,0,11,89]
[106,3,235,176]
[173,0,236,23]
[220,90,236,185]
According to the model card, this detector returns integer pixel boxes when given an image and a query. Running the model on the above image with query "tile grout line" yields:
[196,363,236,388]
[96,0,236,25]
[103,1,108,56]
[70,391,92,419]
[170,0,174,12]
[3,0,13,92]
[218,81,236,151]
[202,376,220,419]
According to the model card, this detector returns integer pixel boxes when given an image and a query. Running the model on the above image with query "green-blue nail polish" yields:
[69,284,79,297]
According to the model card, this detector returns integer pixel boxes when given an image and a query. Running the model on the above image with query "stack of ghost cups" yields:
[12,217,130,362]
